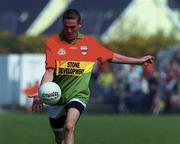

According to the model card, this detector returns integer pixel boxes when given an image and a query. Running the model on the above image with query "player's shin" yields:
[54,129,65,144]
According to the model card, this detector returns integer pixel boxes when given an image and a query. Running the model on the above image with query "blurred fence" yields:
[0,54,45,108]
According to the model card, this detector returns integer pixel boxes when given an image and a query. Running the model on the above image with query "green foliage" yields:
[0,31,179,55]
[103,35,180,57]
[0,32,47,53]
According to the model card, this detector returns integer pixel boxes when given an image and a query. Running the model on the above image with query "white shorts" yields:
[47,98,86,131]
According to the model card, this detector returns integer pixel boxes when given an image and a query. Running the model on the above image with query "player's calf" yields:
[54,132,65,144]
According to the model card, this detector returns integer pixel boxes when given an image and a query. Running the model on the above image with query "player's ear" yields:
[78,21,82,28]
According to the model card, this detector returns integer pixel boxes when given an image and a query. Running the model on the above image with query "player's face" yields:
[63,19,82,42]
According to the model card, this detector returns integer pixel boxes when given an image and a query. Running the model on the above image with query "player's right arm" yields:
[32,68,55,112]
[32,37,56,112]
[40,68,55,85]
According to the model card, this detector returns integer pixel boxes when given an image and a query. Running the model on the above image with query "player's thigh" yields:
[65,100,85,129]
[65,107,81,129]
[49,115,66,130]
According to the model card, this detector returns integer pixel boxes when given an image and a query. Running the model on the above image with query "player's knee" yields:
[64,122,75,133]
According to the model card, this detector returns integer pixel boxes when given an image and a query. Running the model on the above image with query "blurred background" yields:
[0,0,180,114]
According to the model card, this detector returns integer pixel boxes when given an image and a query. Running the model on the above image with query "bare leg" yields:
[53,130,65,144]
[64,108,81,144]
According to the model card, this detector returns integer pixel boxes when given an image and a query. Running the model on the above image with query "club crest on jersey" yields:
[57,48,66,55]
[80,46,88,55]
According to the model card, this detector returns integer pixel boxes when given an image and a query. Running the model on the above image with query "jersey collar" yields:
[59,32,83,45]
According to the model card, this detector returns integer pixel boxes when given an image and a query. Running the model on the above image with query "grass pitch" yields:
[0,112,179,144]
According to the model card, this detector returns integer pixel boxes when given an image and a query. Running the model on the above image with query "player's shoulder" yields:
[83,34,97,42]
[45,34,60,46]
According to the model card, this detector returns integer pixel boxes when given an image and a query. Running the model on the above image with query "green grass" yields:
[0,112,180,144]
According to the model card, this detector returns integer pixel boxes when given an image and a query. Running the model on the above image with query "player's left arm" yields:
[109,53,154,65]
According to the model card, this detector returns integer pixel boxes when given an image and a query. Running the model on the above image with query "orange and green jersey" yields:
[45,33,113,104]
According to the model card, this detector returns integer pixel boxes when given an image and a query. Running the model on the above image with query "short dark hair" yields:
[63,9,81,23]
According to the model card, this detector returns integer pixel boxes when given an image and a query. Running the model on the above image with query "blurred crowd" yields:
[89,50,180,114]
[158,51,180,114]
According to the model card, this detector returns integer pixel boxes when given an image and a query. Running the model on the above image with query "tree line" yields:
[0,32,46,53]
[0,31,179,56]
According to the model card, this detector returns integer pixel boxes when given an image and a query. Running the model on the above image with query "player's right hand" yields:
[32,96,43,112]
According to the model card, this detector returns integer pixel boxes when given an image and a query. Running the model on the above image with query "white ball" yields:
[38,82,61,105]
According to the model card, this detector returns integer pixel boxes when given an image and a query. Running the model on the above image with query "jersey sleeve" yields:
[45,42,56,69]
[95,40,113,63]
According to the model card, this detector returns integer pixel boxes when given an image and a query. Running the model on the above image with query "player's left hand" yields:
[140,55,154,65]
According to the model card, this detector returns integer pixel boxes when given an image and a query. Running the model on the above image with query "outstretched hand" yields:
[141,55,154,65]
